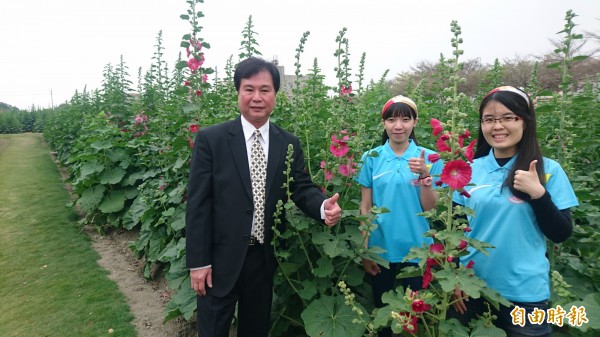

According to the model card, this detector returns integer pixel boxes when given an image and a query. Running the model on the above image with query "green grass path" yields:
[0,134,136,337]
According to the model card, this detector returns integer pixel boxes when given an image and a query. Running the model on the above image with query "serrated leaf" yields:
[176,60,189,70]
[313,256,334,277]
[298,280,318,300]
[301,296,366,337]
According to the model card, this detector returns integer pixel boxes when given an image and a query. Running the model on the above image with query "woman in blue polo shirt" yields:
[451,86,578,337]
[356,95,442,337]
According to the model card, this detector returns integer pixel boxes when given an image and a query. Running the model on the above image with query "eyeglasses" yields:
[480,116,521,125]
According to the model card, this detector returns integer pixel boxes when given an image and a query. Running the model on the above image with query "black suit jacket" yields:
[185,116,326,297]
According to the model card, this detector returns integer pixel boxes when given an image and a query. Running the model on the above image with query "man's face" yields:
[237,70,276,128]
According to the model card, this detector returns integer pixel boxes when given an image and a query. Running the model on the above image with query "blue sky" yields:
[1,0,599,110]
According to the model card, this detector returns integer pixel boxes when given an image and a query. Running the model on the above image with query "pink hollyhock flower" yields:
[134,114,147,125]
[332,134,349,144]
[463,226,472,232]
[186,47,191,58]
[465,140,477,162]
[466,260,475,269]
[436,136,451,152]
[428,153,441,163]
[330,135,350,157]
[338,163,355,177]
[430,118,443,136]
[460,189,471,198]
[426,257,438,268]
[411,299,431,313]
[340,85,352,95]
[188,58,201,72]
[189,124,199,133]
[202,74,208,83]
[184,80,191,87]
[447,256,454,263]
[458,240,468,250]
[195,90,202,97]
[320,160,327,169]
[325,169,333,181]
[440,160,472,190]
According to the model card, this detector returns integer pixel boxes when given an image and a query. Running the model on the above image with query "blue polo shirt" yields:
[356,140,443,263]
[453,149,579,302]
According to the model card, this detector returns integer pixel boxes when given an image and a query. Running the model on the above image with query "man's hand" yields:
[324,193,342,226]
[362,259,381,276]
[190,268,212,296]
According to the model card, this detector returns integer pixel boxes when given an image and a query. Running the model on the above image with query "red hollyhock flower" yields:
[422,265,433,289]
[411,299,431,313]
[458,240,468,250]
[430,242,445,253]
[440,160,472,189]
[459,189,471,198]
[465,140,476,162]
[428,153,441,163]
[463,226,472,232]
[184,80,191,86]
[430,118,443,136]
[195,90,202,96]
[188,136,194,148]
[188,58,201,72]
[436,136,451,152]
[466,260,475,269]
[189,124,199,133]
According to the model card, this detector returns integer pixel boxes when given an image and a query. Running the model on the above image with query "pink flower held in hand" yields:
[430,118,443,136]
[189,124,199,133]
[440,160,472,190]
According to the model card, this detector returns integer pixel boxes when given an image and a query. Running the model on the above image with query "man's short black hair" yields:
[234,57,280,93]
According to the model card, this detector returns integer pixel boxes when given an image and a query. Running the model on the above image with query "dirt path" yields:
[88,228,197,337]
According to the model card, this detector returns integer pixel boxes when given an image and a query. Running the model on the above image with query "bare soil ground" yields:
[88,227,197,337]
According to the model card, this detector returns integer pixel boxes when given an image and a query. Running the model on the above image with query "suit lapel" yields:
[266,123,285,201]
[228,117,252,200]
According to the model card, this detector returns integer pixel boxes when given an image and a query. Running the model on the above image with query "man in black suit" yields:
[185,57,342,337]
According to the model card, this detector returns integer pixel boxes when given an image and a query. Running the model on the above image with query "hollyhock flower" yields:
[184,80,191,87]
[195,90,202,96]
[447,256,454,263]
[422,265,433,289]
[458,240,468,250]
[426,257,438,268]
[465,140,477,162]
[340,85,352,95]
[320,160,327,169]
[325,170,333,181]
[440,160,472,190]
[189,124,199,133]
[428,153,441,163]
[202,74,208,83]
[436,136,451,152]
[338,163,355,177]
[466,260,475,269]
[188,58,201,72]
[459,189,471,198]
[411,299,431,313]
[330,135,350,157]
[463,226,472,232]
[188,136,194,148]
[435,180,443,187]
[430,242,445,254]
[430,118,443,136]
[332,134,349,144]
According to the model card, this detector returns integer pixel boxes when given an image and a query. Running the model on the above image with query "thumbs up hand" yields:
[513,160,546,199]
[409,149,429,177]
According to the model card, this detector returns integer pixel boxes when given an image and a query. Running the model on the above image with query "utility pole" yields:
[50,89,54,109]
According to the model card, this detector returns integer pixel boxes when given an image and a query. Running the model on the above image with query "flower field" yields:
[3,1,599,336]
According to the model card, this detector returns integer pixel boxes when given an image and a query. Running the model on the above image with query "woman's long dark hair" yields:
[381,102,419,146]
[475,88,545,200]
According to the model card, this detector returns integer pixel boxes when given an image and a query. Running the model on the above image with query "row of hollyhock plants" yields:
[42,1,598,335]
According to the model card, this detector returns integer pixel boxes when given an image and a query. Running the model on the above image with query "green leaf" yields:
[100,166,126,184]
[301,296,366,337]
[298,280,318,300]
[170,207,186,231]
[76,185,106,213]
[176,60,189,70]
[99,189,127,213]
[313,256,334,277]
[546,62,561,69]
[565,292,600,331]
[180,14,190,20]
[572,55,588,62]
[79,162,105,180]
[469,318,507,336]
[90,140,113,150]
[439,318,470,337]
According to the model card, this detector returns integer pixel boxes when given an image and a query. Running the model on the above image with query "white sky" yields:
[1,0,599,110]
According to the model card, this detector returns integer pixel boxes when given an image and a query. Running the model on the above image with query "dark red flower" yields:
[465,140,477,162]
[463,226,472,232]
[430,118,443,136]
[458,240,468,250]
[466,260,475,269]
[411,299,431,313]
[189,124,199,133]
[440,160,472,190]
[422,265,433,289]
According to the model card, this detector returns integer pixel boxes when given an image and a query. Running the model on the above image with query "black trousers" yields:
[196,244,273,337]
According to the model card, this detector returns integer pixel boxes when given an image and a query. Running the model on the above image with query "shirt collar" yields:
[381,139,418,161]
[241,115,270,142]
[483,148,517,172]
